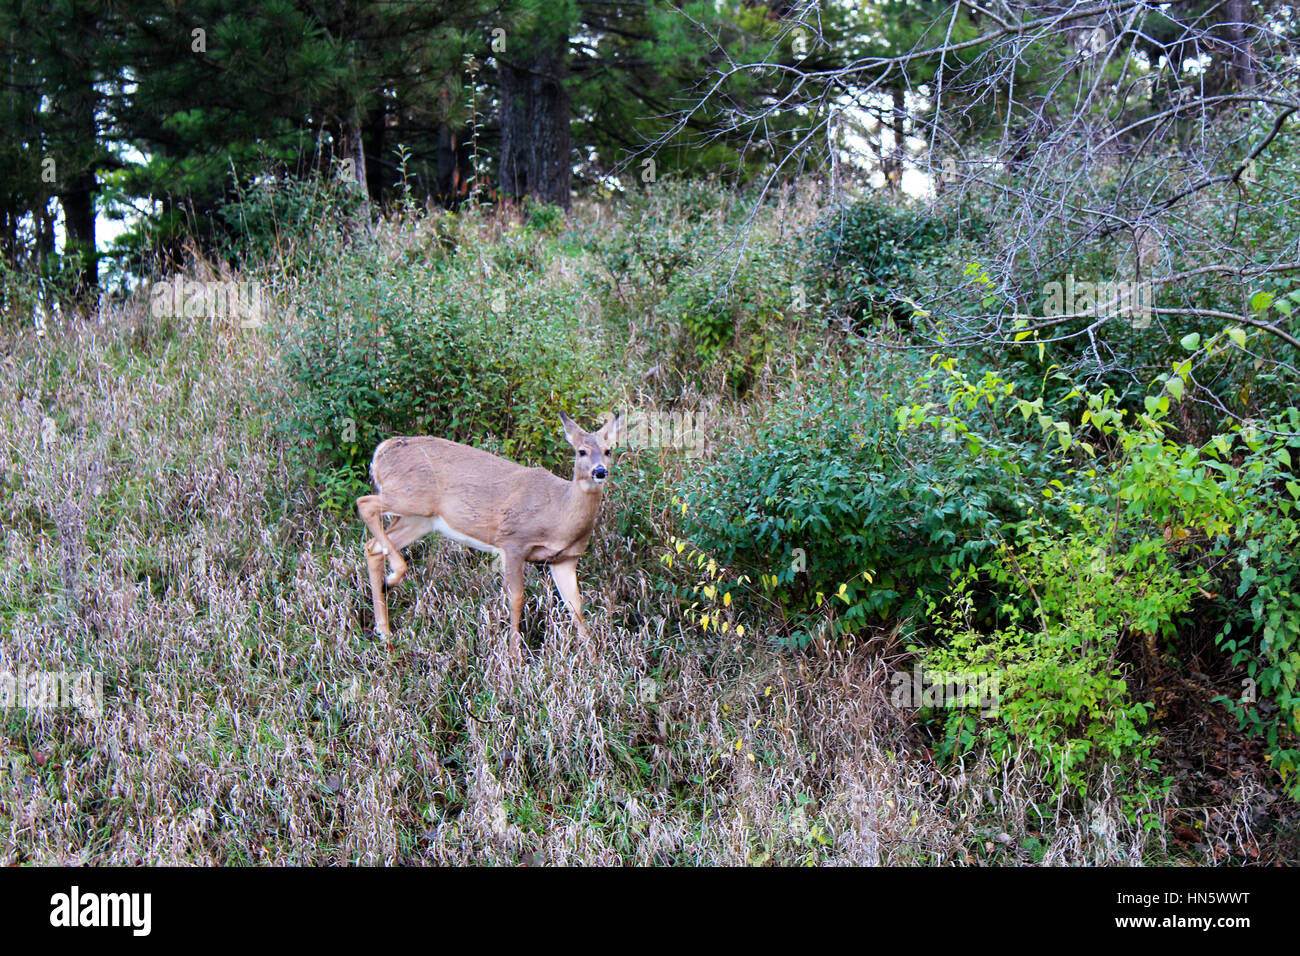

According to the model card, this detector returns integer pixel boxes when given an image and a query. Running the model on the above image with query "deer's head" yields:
[561,411,623,492]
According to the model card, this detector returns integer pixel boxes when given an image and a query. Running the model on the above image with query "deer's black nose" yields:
[593,465,608,480]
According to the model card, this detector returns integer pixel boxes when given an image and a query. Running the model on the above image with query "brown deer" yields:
[356,411,623,659]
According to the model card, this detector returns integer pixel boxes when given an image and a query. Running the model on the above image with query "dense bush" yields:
[810,199,957,327]
[1202,409,1300,787]
[282,213,612,509]
[909,360,1300,802]
[215,176,369,268]
[587,179,739,294]
[523,199,566,236]
[583,181,801,392]
[671,351,1047,645]
[924,564,1165,810]
[654,245,790,391]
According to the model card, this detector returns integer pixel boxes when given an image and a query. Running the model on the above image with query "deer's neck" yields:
[566,477,605,534]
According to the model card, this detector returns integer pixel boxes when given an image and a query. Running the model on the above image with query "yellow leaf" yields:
[723,592,732,607]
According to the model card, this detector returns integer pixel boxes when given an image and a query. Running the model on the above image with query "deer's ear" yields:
[597,411,624,447]
[559,410,583,447]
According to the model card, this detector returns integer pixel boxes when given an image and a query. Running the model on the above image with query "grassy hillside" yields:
[1,182,1295,864]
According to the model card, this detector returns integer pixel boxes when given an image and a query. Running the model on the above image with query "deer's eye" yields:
[579,450,588,457]
[603,449,610,456]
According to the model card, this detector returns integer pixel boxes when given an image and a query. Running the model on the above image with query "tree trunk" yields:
[61,171,96,294]
[1224,0,1255,90]
[363,99,387,201]
[344,109,369,198]
[61,5,99,295]
[498,30,571,208]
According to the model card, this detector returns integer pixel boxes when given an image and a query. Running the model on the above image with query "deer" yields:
[356,411,623,660]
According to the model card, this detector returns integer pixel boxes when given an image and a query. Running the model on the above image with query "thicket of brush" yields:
[1,178,1294,864]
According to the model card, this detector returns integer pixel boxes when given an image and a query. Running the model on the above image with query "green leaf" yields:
[1180,332,1200,350]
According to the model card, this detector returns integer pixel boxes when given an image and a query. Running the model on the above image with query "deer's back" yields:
[371,436,563,528]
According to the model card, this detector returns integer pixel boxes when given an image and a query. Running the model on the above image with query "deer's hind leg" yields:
[358,495,412,587]
[365,544,393,636]
[358,510,436,636]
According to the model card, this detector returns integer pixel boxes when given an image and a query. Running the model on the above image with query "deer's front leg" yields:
[500,552,526,661]
[549,559,593,659]
[547,559,588,635]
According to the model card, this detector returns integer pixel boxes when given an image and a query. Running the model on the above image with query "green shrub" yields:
[902,372,1176,806]
[906,357,1300,802]
[524,199,566,236]
[1204,410,1300,785]
[923,568,1164,808]
[215,175,367,269]
[578,181,810,393]
[654,245,788,390]
[672,352,1041,645]
[281,217,611,510]
[811,199,957,326]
